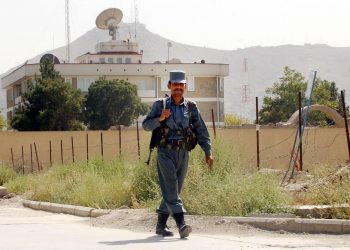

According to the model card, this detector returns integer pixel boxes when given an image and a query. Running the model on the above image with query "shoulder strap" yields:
[162,97,167,110]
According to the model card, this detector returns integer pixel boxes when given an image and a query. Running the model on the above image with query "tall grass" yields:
[224,113,251,125]
[0,164,17,186]
[1,139,289,216]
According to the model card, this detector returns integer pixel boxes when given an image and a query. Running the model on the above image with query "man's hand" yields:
[205,154,214,170]
[159,109,171,122]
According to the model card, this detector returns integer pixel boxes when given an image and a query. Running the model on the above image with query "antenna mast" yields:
[134,0,138,41]
[65,0,70,63]
[241,58,250,102]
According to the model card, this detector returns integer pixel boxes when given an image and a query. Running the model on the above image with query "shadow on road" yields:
[99,235,187,245]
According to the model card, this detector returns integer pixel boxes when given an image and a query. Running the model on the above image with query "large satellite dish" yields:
[96,8,123,40]
[40,54,60,64]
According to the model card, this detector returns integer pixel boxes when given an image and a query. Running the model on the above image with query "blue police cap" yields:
[169,70,186,84]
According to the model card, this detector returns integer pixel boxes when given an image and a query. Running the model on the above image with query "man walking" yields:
[142,70,213,238]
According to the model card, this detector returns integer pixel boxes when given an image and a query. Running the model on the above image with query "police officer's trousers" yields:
[156,146,189,216]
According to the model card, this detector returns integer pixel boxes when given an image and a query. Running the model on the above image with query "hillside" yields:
[2,23,350,118]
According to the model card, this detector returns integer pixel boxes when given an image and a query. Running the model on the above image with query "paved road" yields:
[1,206,350,250]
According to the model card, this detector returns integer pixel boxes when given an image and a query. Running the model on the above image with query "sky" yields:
[0,0,350,74]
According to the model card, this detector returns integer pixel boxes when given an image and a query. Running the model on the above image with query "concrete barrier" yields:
[22,200,110,218]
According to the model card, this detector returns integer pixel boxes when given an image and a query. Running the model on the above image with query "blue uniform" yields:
[143,97,211,215]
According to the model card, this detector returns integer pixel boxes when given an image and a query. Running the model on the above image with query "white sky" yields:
[1,0,350,74]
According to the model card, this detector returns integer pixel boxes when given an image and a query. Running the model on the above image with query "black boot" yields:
[155,213,174,237]
[173,212,192,238]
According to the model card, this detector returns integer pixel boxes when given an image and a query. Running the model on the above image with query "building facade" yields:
[1,40,228,126]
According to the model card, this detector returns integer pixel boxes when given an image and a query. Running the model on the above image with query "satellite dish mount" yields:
[96,8,123,40]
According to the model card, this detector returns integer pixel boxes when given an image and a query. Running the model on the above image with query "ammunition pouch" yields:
[183,126,197,151]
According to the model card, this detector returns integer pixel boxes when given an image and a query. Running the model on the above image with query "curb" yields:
[231,216,350,234]
[22,200,111,218]
[21,200,350,234]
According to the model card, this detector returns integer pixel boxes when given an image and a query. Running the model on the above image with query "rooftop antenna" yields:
[96,8,123,40]
[65,0,70,62]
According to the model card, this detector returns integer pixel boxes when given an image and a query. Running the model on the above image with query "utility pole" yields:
[65,0,70,63]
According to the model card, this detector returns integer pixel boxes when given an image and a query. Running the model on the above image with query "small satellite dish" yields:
[96,8,123,40]
[40,54,60,64]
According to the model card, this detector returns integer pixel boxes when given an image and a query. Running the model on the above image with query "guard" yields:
[142,70,213,238]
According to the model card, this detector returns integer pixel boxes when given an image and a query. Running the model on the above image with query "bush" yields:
[0,164,17,186]
[0,115,6,130]
[224,113,251,125]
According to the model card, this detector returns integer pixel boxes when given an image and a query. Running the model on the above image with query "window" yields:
[125,58,131,64]
[7,89,13,102]
[160,76,169,91]
[117,58,122,64]
[137,79,156,97]
[14,85,22,98]
[77,78,96,92]
[99,58,106,64]
[108,58,114,63]
[65,78,72,85]
[186,76,195,91]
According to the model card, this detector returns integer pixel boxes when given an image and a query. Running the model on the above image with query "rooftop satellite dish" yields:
[40,54,60,64]
[96,8,123,40]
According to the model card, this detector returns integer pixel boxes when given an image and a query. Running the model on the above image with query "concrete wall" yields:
[0,127,348,172]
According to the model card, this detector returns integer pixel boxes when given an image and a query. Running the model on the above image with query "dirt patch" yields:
[86,208,283,236]
[0,194,24,207]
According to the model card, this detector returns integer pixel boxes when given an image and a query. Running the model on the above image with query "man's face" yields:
[168,82,186,97]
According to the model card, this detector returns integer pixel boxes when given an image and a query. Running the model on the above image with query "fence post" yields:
[298,91,303,171]
[86,133,89,162]
[100,131,104,161]
[10,148,14,169]
[60,140,63,164]
[30,144,33,173]
[119,125,122,156]
[71,136,75,163]
[341,90,350,161]
[211,108,216,139]
[256,97,260,169]
[34,142,40,171]
[136,121,140,160]
[49,141,52,167]
[21,145,24,174]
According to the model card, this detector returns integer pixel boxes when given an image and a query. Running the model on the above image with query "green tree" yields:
[259,66,345,126]
[84,79,149,130]
[11,58,84,131]
[259,67,307,124]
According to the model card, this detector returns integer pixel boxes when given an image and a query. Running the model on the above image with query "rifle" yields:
[145,94,168,166]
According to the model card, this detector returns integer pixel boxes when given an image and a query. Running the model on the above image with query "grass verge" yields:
[1,139,290,216]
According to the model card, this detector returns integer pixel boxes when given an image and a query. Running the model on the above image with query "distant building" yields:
[1,8,228,127]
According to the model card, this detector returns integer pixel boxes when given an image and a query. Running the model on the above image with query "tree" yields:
[84,79,149,129]
[259,67,307,124]
[259,66,345,126]
[11,58,84,131]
